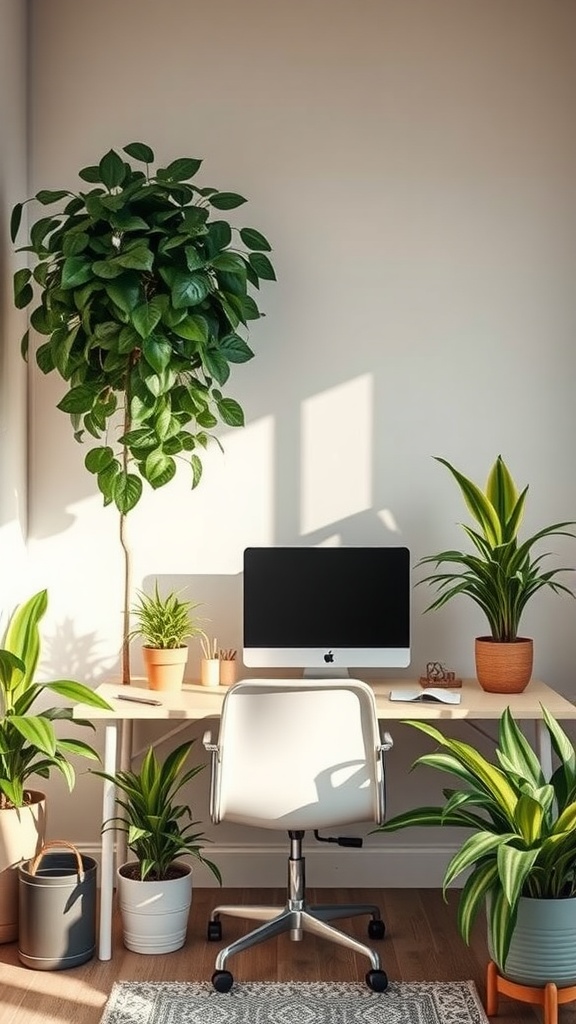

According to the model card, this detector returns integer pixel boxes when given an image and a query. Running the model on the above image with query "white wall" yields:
[14,0,576,884]
[0,1,29,614]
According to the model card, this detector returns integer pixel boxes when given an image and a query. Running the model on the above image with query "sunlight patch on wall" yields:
[376,508,402,533]
[300,375,372,536]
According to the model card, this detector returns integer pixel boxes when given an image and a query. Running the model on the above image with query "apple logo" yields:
[324,651,334,663]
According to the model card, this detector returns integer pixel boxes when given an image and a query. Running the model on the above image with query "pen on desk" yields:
[116,694,162,706]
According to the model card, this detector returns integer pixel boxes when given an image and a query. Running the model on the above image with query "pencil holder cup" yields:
[219,659,237,687]
[201,658,220,688]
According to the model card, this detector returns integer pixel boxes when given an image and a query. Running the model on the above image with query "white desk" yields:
[74,677,576,961]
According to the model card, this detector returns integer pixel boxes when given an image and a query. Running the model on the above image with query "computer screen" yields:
[243,546,411,676]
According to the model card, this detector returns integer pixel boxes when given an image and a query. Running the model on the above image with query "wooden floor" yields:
[0,887,561,1024]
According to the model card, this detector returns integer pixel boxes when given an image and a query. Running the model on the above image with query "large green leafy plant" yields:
[0,590,113,808]
[94,739,221,883]
[419,455,575,641]
[11,142,276,680]
[377,708,576,971]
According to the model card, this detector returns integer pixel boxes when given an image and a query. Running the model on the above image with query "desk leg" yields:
[99,722,118,960]
[535,719,553,781]
[115,719,133,869]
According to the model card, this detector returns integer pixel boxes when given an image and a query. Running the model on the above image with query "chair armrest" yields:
[379,731,393,753]
[203,729,217,751]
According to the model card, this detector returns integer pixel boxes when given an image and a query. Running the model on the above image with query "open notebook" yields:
[389,688,461,705]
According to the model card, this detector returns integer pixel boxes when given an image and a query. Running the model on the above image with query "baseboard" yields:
[72,841,460,888]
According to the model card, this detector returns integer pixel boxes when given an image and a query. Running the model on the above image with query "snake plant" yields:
[418,455,576,641]
[376,707,576,971]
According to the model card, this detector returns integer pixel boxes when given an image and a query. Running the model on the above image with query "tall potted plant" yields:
[0,589,112,941]
[418,455,576,692]
[94,739,221,954]
[376,707,576,987]
[11,142,276,684]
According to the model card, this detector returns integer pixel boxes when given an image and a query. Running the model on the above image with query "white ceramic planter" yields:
[117,860,193,954]
[489,895,576,987]
[0,791,46,943]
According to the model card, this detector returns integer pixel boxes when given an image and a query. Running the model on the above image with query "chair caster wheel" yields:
[368,919,385,940]
[212,970,234,993]
[207,920,222,941]
[366,969,388,992]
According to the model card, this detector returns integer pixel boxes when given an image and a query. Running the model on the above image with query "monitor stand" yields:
[303,667,351,679]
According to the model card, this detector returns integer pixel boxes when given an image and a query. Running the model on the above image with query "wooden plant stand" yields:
[485,960,576,1024]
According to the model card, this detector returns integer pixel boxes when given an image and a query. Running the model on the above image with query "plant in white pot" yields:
[376,707,576,988]
[11,141,276,686]
[129,582,206,691]
[94,739,221,954]
[0,590,112,942]
[418,455,576,692]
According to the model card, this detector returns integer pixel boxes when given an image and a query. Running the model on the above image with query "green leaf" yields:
[113,472,143,513]
[457,861,499,945]
[47,681,113,710]
[123,142,155,163]
[142,335,172,374]
[85,447,115,474]
[36,189,69,205]
[217,397,244,427]
[13,268,32,308]
[57,385,96,415]
[78,165,102,183]
[158,157,202,182]
[220,334,254,363]
[10,716,56,756]
[443,831,512,890]
[61,256,93,289]
[132,299,163,340]
[172,272,210,309]
[99,149,126,189]
[190,453,203,488]
[116,245,154,272]
[239,226,272,251]
[249,252,276,281]
[10,202,23,243]
[144,451,176,488]
[209,192,247,210]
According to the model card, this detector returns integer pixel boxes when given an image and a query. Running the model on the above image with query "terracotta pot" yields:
[475,637,533,694]
[0,791,46,943]
[143,646,188,691]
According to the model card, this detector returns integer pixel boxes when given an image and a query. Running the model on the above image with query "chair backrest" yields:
[210,678,386,831]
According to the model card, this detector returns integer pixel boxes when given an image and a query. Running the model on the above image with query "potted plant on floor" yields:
[376,707,576,987]
[11,141,276,686]
[418,455,576,692]
[129,581,207,691]
[94,739,221,953]
[0,589,113,941]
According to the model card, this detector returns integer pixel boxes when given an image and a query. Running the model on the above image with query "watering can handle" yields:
[29,840,85,882]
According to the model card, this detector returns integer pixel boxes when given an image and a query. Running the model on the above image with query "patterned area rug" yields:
[99,980,489,1024]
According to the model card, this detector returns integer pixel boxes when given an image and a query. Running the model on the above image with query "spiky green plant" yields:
[376,707,576,971]
[129,582,205,649]
[0,590,113,808]
[419,455,576,641]
[94,739,221,882]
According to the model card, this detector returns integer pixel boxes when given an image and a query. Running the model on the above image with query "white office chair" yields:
[202,677,393,992]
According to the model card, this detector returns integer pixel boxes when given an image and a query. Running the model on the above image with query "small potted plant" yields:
[0,589,112,941]
[94,739,221,954]
[129,582,206,690]
[376,707,576,987]
[418,455,576,692]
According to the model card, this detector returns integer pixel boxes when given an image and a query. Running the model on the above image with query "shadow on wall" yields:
[137,572,244,683]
